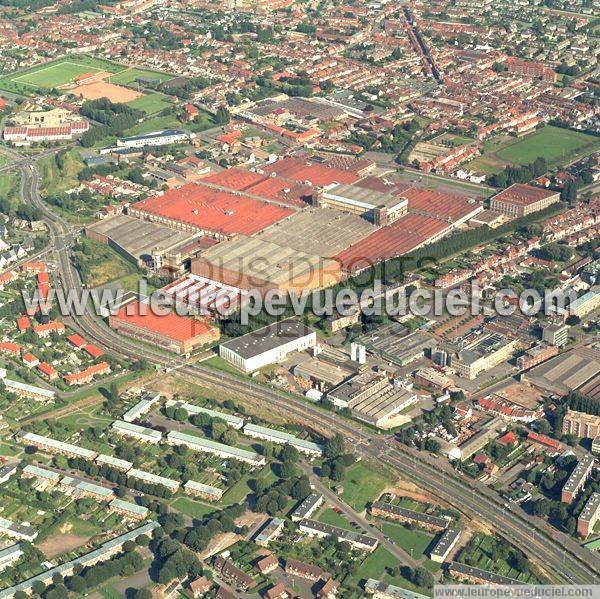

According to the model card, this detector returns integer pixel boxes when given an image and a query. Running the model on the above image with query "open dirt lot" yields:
[39,533,90,558]
[70,79,142,103]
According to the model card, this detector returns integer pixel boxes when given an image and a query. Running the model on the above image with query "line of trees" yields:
[487,156,548,188]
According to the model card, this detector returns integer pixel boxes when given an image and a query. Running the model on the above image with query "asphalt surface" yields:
[12,148,600,584]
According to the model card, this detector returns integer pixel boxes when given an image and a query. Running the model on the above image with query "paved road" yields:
[10,148,600,583]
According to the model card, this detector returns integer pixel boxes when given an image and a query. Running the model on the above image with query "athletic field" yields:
[468,125,600,174]
[0,56,122,92]
[496,125,600,166]
[0,56,173,96]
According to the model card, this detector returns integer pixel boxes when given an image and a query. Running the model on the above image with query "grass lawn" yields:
[380,522,434,557]
[108,68,173,86]
[0,172,20,205]
[341,461,391,512]
[99,587,123,599]
[351,546,431,596]
[0,442,21,457]
[38,148,83,195]
[171,497,216,519]
[496,126,600,166]
[318,508,354,530]
[204,355,246,377]
[126,93,172,115]
[78,237,137,288]
[124,114,182,136]
[470,126,600,175]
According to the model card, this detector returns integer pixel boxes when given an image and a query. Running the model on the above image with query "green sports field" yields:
[468,125,600,175]
[126,92,172,114]
[108,68,174,85]
[496,125,600,166]
[0,56,122,93]
[0,56,174,96]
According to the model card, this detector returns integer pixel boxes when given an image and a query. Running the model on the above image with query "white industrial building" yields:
[219,319,317,373]
[110,129,195,150]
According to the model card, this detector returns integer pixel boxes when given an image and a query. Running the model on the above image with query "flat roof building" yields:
[22,464,60,488]
[321,183,408,224]
[123,392,161,423]
[166,430,266,466]
[243,423,323,456]
[561,454,595,503]
[490,184,560,218]
[298,518,378,552]
[20,432,97,461]
[184,480,224,502]
[0,521,158,599]
[448,562,521,586]
[577,492,600,538]
[371,501,449,532]
[60,477,114,501]
[191,235,341,295]
[109,301,220,355]
[0,544,23,573]
[562,410,600,440]
[453,333,519,380]
[96,454,133,472]
[255,206,376,257]
[114,129,195,149]
[112,420,163,444]
[291,493,323,522]
[109,498,149,521]
[220,319,316,373]
[430,528,460,563]
[359,325,436,366]
[127,468,180,492]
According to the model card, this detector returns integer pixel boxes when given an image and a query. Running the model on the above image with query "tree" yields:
[291,477,311,500]
[532,498,550,518]
[215,106,230,125]
[324,434,345,459]
[280,443,299,463]
[67,576,86,593]
[134,589,153,599]
[510,552,530,573]
[412,566,434,588]
[108,381,119,402]
[534,419,551,434]
[278,461,297,479]
[330,461,345,482]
